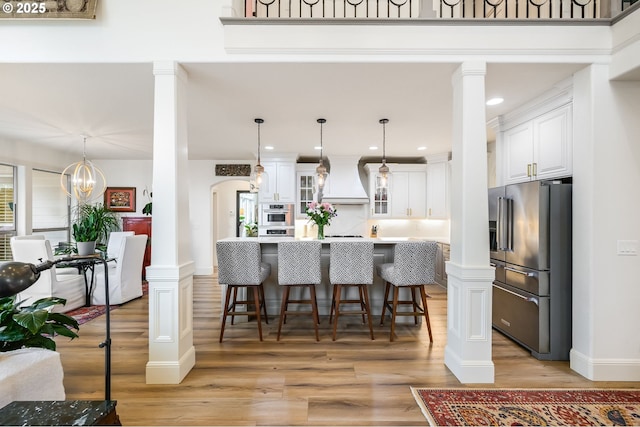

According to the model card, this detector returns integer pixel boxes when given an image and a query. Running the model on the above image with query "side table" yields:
[0,400,120,426]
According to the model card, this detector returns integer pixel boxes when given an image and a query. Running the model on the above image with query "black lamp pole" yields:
[0,256,112,401]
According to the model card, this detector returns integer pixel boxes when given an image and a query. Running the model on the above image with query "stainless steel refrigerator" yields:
[489,180,572,360]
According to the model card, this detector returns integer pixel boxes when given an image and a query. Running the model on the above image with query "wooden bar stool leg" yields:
[411,287,420,325]
[230,287,238,325]
[220,285,233,343]
[380,281,391,326]
[253,285,263,341]
[390,285,400,342]
[277,287,290,341]
[358,286,366,323]
[259,284,268,324]
[310,285,320,342]
[330,285,338,324]
[362,285,374,340]
[420,286,433,343]
[332,284,342,341]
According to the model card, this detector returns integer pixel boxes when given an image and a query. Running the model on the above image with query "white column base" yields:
[444,261,495,384]
[145,262,196,384]
[146,346,196,384]
[444,346,495,384]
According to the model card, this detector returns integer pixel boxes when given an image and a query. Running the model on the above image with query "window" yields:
[32,169,71,252]
[0,164,16,261]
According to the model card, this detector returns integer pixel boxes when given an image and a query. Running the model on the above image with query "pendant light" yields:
[316,118,328,190]
[251,118,265,193]
[59,135,107,204]
[378,118,390,189]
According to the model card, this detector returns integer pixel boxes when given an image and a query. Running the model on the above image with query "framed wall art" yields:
[104,187,136,212]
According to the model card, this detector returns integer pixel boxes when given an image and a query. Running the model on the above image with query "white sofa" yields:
[0,348,65,409]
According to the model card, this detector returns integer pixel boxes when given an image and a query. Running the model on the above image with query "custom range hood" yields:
[321,155,369,204]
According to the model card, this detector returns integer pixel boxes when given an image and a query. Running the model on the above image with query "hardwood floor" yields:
[56,275,639,426]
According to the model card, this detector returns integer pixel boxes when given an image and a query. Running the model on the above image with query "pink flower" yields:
[306,201,338,226]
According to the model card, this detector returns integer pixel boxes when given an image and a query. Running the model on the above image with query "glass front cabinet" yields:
[295,164,320,218]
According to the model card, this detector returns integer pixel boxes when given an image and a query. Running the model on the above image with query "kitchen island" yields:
[216,237,447,321]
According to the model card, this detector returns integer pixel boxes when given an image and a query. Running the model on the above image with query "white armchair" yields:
[9,238,85,313]
[106,231,135,260]
[91,234,147,305]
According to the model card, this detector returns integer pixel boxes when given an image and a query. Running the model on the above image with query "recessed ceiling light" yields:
[486,97,504,106]
[314,146,322,150]
[417,146,427,151]
[369,146,378,150]
[264,146,274,150]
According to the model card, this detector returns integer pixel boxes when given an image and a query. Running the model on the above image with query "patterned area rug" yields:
[411,387,640,426]
[66,281,148,325]
[66,304,119,325]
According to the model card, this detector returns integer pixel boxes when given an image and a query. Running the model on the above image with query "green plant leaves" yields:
[0,295,80,352]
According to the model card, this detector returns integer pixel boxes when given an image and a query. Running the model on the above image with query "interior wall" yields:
[571,64,640,380]
[99,160,153,219]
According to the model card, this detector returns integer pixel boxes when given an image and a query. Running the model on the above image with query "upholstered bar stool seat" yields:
[377,241,438,342]
[329,241,375,341]
[276,240,322,341]
[216,241,271,342]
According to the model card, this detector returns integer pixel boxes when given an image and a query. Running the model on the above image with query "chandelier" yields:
[60,135,106,204]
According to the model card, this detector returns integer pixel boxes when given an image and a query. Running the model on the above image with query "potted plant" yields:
[0,296,79,352]
[72,203,120,255]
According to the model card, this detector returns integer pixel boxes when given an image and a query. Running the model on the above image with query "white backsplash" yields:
[295,204,450,240]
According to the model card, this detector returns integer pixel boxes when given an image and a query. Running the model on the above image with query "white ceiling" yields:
[0,61,588,162]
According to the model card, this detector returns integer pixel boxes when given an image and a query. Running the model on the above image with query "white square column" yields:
[444,62,496,383]
[145,61,196,384]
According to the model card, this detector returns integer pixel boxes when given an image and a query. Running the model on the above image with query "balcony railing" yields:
[245,0,637,19]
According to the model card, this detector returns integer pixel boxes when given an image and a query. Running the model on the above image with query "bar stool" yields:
[216,241,271,342]
[276,240,322,341]
[329,241,375,341]
[377,241,438,342]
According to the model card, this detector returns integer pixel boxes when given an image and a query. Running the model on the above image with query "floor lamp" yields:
[0,256,112,401]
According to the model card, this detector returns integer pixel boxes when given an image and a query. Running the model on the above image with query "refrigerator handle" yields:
[497,197,509,251]
[506,197,513,251]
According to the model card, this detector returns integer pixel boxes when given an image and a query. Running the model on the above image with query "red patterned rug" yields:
[66,304,119,325]
[66,281,148,325]
[411,387,640,426]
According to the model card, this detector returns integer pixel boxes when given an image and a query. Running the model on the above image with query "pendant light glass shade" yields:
[59,135,106,203]
[378,118,390,189]
[316,118,328,190]
[250,118,265,193]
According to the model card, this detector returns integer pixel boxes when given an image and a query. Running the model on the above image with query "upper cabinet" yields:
[497,83,573,186]
[365,164,427,219]
[295,163,320,218]
[426,154,450,219]
[259,158,296,203]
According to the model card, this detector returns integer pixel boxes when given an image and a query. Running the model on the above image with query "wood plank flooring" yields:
[55,275,639,426]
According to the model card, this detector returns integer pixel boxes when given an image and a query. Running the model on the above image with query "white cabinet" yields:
[365,164,426,219]
[426,154,450,219]
[390,170,426,218]
[369,173,390,217]
[295,164,320,218]
[503,104,572,184]
[259,160,296,203]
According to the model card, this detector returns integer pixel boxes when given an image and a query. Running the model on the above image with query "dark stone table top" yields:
[0,400,119,426]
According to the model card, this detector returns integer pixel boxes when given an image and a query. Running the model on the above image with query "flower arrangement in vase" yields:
[305,201,337,240]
